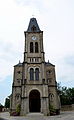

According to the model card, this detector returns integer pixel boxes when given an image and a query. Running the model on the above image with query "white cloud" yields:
[0,0,74,103]
[0,0,74,82]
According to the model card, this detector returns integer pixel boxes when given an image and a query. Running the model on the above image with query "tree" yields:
[0,103,4,112]
[5,97,10,108]
[57,83,74,105]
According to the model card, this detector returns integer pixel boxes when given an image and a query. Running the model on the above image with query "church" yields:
[10,18,60,115]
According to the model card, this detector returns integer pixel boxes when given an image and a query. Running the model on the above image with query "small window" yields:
[47,79,52,83]
[35,42,38,53]
[48,70,51,74]
[31,25,36,32]
[16,94,20,100]
[30,42,33,53]
[30,58,31,62]
[17,71,21,74]
[47,70,52,75]
[17,79,21,84]
[18,80,20,83]
[49,93,54,101]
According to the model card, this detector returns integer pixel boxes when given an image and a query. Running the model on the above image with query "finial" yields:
[32,14,35,18]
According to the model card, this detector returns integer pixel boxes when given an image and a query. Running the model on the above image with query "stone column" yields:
[42,97,49,115]
[21,97,29,115]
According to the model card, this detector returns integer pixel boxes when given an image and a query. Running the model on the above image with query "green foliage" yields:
[49,104,55,112]
[0,103,4,108]
[16,104,21,115]
[57,83,74,105]
[49,104,56,115]
[5,98,10,108]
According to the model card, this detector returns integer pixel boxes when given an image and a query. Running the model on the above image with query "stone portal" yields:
[29,90,41,112]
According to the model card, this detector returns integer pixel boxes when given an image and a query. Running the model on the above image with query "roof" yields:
[14,61,22,67]
[27,18,41,32]
[45,62,55,67]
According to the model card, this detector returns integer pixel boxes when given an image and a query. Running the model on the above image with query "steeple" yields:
[27,18,41,32]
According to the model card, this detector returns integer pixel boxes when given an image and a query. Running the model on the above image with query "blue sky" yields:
[0,0,74,105]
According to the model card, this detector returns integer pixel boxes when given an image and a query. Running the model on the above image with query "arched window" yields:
[35,42,38,53]
[30,42,33,53]
[16,94,20,100]
[49,93,54,102]
[30,68,34,80]
[35,68,39,80]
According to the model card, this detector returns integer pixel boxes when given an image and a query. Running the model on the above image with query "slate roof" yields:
[45,62,55,67]
[27,18,41,32]
[14,61,22,67]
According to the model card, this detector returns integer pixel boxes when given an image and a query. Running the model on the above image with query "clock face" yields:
[32,36,37,40]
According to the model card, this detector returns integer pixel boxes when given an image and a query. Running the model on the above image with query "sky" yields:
[0,0,74,105]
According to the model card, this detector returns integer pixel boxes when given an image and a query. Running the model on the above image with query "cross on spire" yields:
[32,15,35,18]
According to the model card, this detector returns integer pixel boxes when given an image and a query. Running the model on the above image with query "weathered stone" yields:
[10,18,60,115]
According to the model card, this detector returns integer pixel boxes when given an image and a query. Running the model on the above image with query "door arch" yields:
[29,89,41,112]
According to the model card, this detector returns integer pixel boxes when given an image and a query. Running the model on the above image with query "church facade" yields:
[10,18,60,115]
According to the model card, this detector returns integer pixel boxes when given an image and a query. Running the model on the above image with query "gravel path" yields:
[0,111,74,120]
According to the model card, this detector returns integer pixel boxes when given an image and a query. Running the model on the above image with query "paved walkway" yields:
[0,111,74,120]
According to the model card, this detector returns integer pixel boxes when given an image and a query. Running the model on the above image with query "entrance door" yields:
[29,90,40,112]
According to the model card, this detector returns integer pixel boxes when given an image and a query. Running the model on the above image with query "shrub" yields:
[49,104,56,115]
[16,104,21,115]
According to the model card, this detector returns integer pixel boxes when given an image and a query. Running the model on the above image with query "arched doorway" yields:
[29,90,41,112]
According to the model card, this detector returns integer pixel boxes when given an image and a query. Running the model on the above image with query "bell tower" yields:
[21,18,49,115]
[24,18,45,63]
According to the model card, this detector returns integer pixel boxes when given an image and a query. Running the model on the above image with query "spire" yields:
[27,18,41,32]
